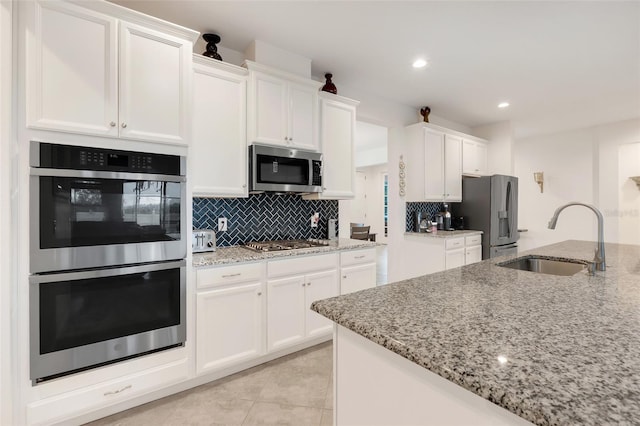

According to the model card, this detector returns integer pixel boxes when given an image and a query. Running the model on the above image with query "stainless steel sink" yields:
[497,256,587,276]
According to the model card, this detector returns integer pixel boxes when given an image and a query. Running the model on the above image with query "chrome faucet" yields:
[547,202,606,271]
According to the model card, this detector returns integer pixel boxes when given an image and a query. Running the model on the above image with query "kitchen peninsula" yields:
[312,240,640,425]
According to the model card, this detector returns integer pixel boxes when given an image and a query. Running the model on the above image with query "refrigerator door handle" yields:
[506,181,512,239]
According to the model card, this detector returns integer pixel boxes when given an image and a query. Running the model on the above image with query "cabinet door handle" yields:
[222,273,241,278]
[302,283,306,287]
[104,384,132,396]
[257,292,262,296]
[342,275,347,279]
[110,121,116,127]
[121,123,127,128]
[242,184,247,188]
[354,255,365,259]
[307,282,311,286]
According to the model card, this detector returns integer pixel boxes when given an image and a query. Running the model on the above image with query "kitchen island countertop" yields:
[193,238,379,267]
[311,240,640,425]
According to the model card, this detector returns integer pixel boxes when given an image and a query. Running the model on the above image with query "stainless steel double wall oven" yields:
[29,142,187,382]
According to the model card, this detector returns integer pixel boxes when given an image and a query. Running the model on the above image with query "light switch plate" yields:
[218,217,228,232]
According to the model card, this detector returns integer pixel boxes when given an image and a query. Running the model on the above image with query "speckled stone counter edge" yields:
[193,238,381,267]
[404,230,483,239]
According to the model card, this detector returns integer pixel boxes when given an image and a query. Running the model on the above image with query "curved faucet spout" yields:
[547,202,606,271]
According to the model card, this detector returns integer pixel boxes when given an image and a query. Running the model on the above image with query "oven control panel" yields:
[34,142,183,176]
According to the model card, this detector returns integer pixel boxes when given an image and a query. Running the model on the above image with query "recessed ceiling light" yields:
[498,102,510,108]
[412,59,427,69]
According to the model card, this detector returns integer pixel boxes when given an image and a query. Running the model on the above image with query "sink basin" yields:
[497,256,587,276]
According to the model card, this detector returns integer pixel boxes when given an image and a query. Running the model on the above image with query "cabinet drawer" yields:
[445,237,465,250]
[197,262,263,289]
[340,248,376,267]
[268,253,338,278]
[465,234,482,247]
[27,358,188,425]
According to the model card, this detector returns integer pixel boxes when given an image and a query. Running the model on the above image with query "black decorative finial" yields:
[420,106,431,123]
[321,73,337,94]
[202,33,222,61]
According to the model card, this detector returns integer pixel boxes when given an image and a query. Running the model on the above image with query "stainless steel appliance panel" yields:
[30,260,186,381]
[490,243,518,258]
[458,175,519,259]
[249,144,322,193]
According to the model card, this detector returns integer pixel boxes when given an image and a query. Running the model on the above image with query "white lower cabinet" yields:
[196,282,264,374]
[340,248,377,295]
[445,234,483,269]
[267,254,339,351]
[196,262,264,375]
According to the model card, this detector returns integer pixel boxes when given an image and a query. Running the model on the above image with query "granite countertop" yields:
[311,240,640,425]
[404,229,483,239]
[193,238,379,267]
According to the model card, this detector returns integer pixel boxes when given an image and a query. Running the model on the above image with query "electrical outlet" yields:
[218,217,228,232]
[310,212,319,228]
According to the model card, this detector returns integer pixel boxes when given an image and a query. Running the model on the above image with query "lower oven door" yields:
[30,260,186,382]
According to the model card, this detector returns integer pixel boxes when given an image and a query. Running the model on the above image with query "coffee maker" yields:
[414,211,430,233]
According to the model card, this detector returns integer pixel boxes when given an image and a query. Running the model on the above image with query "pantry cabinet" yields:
[303,93,359,200]
[462,139,488,176]
[192,55,248,197]
[405,123,462,202]
[24,0,196,145]
[246,61,321,151]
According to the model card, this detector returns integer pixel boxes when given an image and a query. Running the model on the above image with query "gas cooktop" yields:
[243,239,329,252]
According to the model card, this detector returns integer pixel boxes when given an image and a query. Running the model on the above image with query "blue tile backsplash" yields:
[193,194,339,246]
[405,202,443,231]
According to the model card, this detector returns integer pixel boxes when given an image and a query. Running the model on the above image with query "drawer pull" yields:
[354,255,365,259]
[222,273,241,278]
[104,384,132,396]
[342,275,347,279]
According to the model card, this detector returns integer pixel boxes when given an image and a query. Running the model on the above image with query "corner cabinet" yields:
[245,61,321,151]
[405,123,462,202]
[192,56,248,197]
[303,93,359,200]
[23,0,197,145]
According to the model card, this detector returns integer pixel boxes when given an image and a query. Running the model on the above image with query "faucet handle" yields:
[586,261,596,275]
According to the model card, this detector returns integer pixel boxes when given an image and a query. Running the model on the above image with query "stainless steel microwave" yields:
[249,144,322,193]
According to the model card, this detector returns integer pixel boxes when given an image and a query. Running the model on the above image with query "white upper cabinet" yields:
[192,56,248,197]
[246,61,320,151]
[462,139,488,176]
[303,93,359,200]
[405,123,463,202]
[25,0,197,145]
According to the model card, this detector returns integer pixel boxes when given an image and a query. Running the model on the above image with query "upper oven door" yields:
[30,168,186,273]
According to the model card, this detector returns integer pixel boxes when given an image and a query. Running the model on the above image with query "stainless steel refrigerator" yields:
[457,175,519,259]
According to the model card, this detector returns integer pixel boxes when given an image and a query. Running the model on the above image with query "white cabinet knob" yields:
[121,123,127,128]
[110,121,116,127]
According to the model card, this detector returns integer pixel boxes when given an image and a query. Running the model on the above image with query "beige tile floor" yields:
[86,342,333,426]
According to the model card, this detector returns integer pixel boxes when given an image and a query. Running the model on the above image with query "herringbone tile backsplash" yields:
[193,194,339,247]
[406,202,443,231]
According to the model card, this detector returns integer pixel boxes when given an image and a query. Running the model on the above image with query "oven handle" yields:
[29,168,186,182]
[29,260,186,283]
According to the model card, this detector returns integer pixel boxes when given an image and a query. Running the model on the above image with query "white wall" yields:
[0,0,13,423]
[515,118,640,251]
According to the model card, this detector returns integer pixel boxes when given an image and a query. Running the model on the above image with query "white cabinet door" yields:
[444,134,462,202]
[465,245,482,265]
[196,282,264,374]
[250,71,288,146]
[267,275,306,351]
[424,128,446,200]
[462,139,488,176]
[192,59,247,197]
[313,97,356,199]
[445,248,465,270]
[304,269,339,338]
[341,263,376,295]
[119,21,190,144]
[288,82,317,150]
[27,1,118,136]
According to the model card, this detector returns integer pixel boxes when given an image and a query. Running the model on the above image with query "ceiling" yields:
[111,1,640,139]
